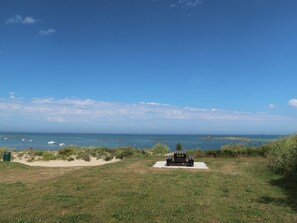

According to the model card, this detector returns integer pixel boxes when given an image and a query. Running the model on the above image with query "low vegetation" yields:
[187,144,268,158]
[8,146,151,162]
[151,143,169,155]
[2,135,297,179]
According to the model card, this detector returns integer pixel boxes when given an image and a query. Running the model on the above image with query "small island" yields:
[204,136,251,141]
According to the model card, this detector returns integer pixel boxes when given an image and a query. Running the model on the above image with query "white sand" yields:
[153,161,208,169]
[12,157,120,167]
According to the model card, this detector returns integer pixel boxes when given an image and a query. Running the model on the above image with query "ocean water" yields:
[0,132,283,151]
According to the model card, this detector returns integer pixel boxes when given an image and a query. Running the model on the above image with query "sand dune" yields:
[12,157,120,167]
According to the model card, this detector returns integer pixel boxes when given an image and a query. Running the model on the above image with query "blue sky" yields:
[0,0,297,134]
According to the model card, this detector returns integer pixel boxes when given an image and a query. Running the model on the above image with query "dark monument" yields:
[166,151,194,167]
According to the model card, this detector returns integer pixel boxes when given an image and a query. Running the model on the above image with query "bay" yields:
[0,132,283,151]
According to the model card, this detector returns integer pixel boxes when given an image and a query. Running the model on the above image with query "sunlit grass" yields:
[0,157,296,223]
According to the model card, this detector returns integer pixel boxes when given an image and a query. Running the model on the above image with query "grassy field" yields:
[0,157,297,223]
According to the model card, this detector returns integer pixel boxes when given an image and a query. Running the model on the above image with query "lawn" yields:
[0,157,296,223]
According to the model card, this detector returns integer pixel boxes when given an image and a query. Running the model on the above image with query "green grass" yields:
[0,157,297,222]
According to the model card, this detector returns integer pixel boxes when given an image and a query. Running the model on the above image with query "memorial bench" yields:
[166,151,194,167]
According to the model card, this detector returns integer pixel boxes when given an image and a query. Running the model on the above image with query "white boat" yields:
[22,138,25,141]
[48,140,56,145]
[4,137,7,140]
[29,139,34,142]
[58,143,65,146]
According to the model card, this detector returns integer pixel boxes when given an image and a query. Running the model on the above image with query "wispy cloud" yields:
[39,28,56,36]
[178,0,202,7]
[289,99,297,107]
[269,104,275,109]
[6,15,39,25]
[8,92,17,100]
[169,0,202,8]
[0,95,287,124]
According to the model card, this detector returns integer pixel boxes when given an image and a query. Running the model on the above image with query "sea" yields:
[0,132,284,151]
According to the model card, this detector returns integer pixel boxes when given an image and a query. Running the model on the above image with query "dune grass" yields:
[0,157,297,223]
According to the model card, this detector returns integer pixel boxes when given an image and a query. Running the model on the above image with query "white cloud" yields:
[47,116,65,123]
[39,28,56,36]
[22,17,38,24]
[32,97,95,106]
[289,99,297,107]
[156,0,202,9]
[139,102,172,107]
[269,104,275,109]
[6,15,39,25]
[9,92,16,99]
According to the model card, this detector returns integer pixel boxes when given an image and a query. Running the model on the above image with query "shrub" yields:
[104,155,113,161]
[34,150,45,157]
[67,157,75,162]
[151,144,169,155]
[116,148,135,158]
[0,148,6,159]
[176,143,183,151]
[27,156,35,162]
[58,147,76,156]
[265,135,297,177]
[17,152,24,158]
[82,154,91,162]
[42,152,57,161]
[204,149,221,157]
[192,150,205,158]
[219,144,264,157]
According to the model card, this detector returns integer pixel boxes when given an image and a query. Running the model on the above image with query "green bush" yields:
[176,143,183,151]
[219,144,265,157]
[115,148,135,159]
[58,147,76,156]
[0,148,6,159]
[151,144,169,155]
[190,150,205,158]
[67,157,75,162]
[195,145,266,158]
[27,156,35,162]
[204,149,221,157]
[82,154,91,162]
[220,144,248,157]
[17,152,24,158]
[264,135,297,177]
[42,152,57,161]
[33,150,45,156]
[104,155,114,161]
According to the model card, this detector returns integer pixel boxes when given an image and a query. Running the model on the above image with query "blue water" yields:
[0,132,283,151]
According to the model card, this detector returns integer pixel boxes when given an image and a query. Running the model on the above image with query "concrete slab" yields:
[153,161,208,169]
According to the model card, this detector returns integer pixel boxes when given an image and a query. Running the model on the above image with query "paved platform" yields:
[153,161,208,169]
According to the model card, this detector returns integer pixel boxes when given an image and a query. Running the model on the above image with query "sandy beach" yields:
[12,155,120,167]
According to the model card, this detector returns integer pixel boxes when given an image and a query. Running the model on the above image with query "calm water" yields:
[0,132,283,151]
